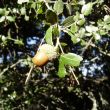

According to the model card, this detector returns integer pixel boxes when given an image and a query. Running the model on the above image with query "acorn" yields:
[32,51,49,66]
[32,44,57,66]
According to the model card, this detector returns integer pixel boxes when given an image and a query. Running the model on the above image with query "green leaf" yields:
[104,15,110,23]
[14,39,24,45]
[81,3,93,16]
[0,16,5,22]
[6,16,15,22]
[17,0,29,4]
[99,29,106,35]
[93,33,101,40]
[36,5,43,14]
[61,42,67,46]
[45,10,58,24]
[71,34,80,44]
[44,26,53,45]
[61,16,74,27]
[58,53,83,78]
[52,25,60,37]
[25,15,29,21]
[58,59,67,78]
[54,0,64,15]
[65,29,74,37]
[85,25,98,33]
[103,24,110,30]
[73,12,80,21]
[66,3,72,15]
[78,28,85,38]
[20,7,26,15]
[70,23,78,34]
[61,53,83,67]
[77,19,85,26]
[0,8,5,15]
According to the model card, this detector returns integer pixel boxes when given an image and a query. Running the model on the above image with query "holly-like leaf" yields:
[54,0,64,15]
[60,53,83,67]
[58,53,83,78]
[81,2,93,16]
[44,26,53,45]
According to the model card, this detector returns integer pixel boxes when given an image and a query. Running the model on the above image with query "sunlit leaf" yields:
[81,3,93,16]
[78,28,85,38]
[44,26,53,45]
[77,19,85,26]
[85,25,98,33]
[104,15,110,23]
[61,53,83,67]
[93,33,101,40]
[54,0,64,15]
[18,0,29,4]
[20,7,26,15]
[70,23,78,34]
[58,53,83,78]
[58,59,67,78]
[103,24,110,30]
[6,16,15,22]
[0,16,5,22]
[73,12,80,21]
[61,16,74,27]
[71,35,80,44]
[66,3,71,15]
[99,29,106,35]
[25,15,29,21]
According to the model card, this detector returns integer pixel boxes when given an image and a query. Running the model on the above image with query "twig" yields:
[103,5,110,14]
[0,59,23,77]
[10,59,23,68]
[43,0,51,10]
[58,39,64,54]
[55,37,60,50]
[81,36,93,56]
[25,65,35,85]
[69,67,80,85]
[39,37,45,47]
[90,43,110,57]
[43,1,68,5]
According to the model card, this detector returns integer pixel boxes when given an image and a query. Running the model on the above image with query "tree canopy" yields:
[0,0,110,109]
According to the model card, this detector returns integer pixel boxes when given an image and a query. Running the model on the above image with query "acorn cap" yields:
[38,44,57,60]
